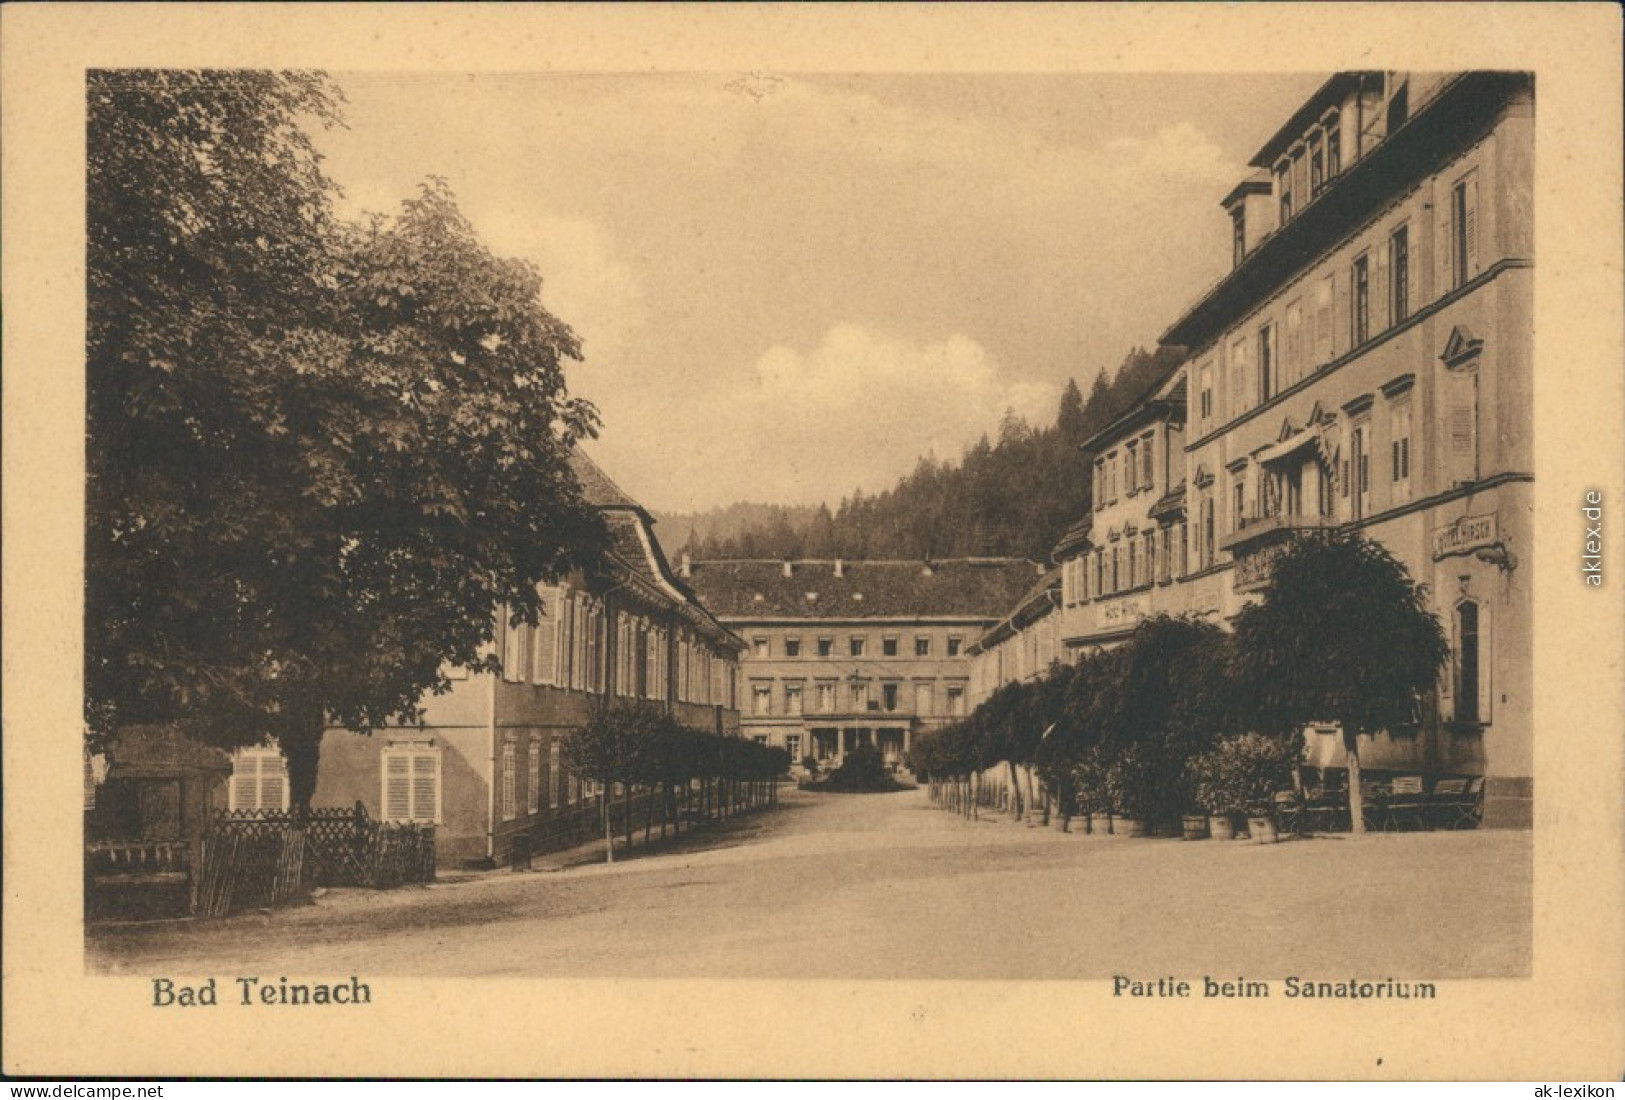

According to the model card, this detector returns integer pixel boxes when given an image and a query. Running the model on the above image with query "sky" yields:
[314,72,1326,514]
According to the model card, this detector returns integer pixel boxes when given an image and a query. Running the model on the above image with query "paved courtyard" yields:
[88,786,1531,980]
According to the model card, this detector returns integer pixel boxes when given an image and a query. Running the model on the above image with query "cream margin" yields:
[3,2,1621,1080]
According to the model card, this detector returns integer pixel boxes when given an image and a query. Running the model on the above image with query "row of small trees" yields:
[563,702,791,862]
[908,533,1450,835]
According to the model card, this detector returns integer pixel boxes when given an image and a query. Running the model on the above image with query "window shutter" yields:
[1463,177,1479,278]
[533,616,556,685]
[517,621,533,685]
[501,740,516,820]
[261,755,287,812]
[501,610,522,682]
[1373,244,1388,331]
[233,758,258,812]
[1449,395,1477,483]
[385,755,411,820]
[412,754,437,823]
[527,740,541,814]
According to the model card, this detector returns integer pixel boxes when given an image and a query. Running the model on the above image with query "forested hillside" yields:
[660,346,1183,563]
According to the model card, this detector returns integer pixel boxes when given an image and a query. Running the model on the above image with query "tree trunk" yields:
[602,787,614,863]
[624,783,634,847]
[1346,731,1366,836]
[1024,764,1040,825]
[276,703,325,817]
[1007,760,1024,821]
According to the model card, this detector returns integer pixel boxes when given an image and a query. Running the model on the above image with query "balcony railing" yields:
[1218,511,1336,553]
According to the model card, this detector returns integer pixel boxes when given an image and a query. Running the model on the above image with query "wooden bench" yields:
[1429,777,1484,830]
[1378,776,1429,831]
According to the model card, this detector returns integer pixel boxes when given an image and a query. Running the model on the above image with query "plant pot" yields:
[1115,816,1147,838]
[1181,814,1210,841]
[1248,816,1279,844]
[1208,814,1236,841]
[1088,812,1113,835]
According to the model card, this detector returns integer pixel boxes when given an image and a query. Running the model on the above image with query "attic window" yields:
[805,592,819,602]
[752,593,765,603]
[851,593,864,601]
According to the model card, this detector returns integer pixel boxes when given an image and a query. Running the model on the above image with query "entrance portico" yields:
[808,723,913,767]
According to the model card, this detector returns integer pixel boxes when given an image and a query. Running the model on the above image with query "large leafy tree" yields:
[87,70,606,809]
[1232,531,1449,834]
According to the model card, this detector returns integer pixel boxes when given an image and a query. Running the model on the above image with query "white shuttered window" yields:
[382,742,441,823]
[230,748,289,812]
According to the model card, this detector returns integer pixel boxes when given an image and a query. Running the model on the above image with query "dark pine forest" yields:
[661,346,1183,563]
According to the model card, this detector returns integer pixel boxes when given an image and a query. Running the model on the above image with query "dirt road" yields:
[88,786,1530,979]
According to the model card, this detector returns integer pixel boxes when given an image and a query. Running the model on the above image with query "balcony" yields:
[1218,511,1336,554]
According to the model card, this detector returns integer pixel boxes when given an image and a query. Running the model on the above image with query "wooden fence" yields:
[143,805,439,919]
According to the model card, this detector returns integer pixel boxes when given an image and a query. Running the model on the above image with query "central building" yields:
[682,557,1042,771]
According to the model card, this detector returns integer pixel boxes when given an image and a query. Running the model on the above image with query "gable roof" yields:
[684,558,1042,621]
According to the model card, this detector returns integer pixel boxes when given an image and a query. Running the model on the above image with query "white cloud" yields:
[461,208,646,367]
[615,324,1057,509]
[1106,121,1239,189]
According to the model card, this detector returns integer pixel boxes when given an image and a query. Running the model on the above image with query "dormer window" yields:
[1325,112,1342,176]
[1231,207,1246,267]
[1276,159,1293,223]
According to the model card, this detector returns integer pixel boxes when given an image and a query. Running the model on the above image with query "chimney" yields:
[678,550,692,579]
[781,560,794,578]
[833,558,844,579]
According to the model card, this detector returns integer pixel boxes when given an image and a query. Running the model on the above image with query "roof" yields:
[1220,176,1273,210]
[1080,365,1188,454]
[967,567,1062,654]
[570,448,742,650]
[569,448,641,511]
[1162,71,1523,351]
[1249,72,1379,168]
[1051,514,1094,559]
[684,558,1043,621]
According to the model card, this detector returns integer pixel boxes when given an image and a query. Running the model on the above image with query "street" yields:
[88,786,1531,980]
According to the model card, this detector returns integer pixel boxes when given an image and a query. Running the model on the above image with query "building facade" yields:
[231,450,745,868]
[683,558,1042,770]
[967,568,1062,708]
[1042,71,1532,826]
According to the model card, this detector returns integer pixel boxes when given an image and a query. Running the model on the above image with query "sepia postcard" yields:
[3,2,1623,1081]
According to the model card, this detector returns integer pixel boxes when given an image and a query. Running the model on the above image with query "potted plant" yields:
[1220,732,1299,845]
[1070,748,1111,836]
[1105,744,1158,839]
[1189,745,1240,840]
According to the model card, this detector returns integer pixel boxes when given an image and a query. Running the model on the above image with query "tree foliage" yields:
[1232,532,1448,739]
[909,615,1290,824]
[87,70,607,806]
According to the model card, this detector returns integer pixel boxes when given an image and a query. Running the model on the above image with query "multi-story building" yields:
[233,450,746,868]
[1165,70,1532,825]
[966,567,1062,707]
[682,558,1042,769]
[1034,72,1533,827]
[1054,365,1202,655]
